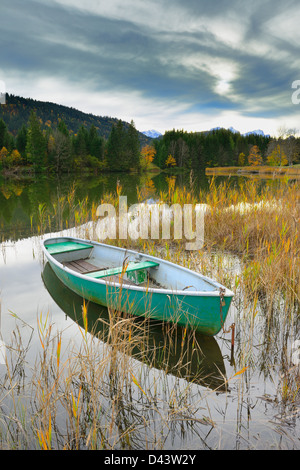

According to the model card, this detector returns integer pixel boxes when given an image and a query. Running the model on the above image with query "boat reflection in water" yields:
[42,263,227,392]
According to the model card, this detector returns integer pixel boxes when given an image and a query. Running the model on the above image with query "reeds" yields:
[1,305,222,450]
[1,176,299,449]
[43,177,299,378]
[152,177,300,430]
[206,165,300,178]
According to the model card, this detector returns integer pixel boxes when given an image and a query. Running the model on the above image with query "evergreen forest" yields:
[0,94,299,174]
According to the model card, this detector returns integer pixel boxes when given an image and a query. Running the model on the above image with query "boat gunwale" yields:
[42,236,234,298]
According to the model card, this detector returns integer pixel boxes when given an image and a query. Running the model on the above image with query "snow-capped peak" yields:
[142,129,162,138]
[210,127,269,137]
[228,126,240,133]
[243,129,268,137]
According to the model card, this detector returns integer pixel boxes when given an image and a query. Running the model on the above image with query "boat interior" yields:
[45,238,220,293]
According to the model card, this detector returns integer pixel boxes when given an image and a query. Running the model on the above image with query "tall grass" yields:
[1,176,299,449]
[1,306,225,449]
[38,176,299,385]
[38,177,299,348]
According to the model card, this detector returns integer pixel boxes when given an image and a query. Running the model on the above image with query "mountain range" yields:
[142,129,163,138]
[143,127,270,139]
[1,94,270,144]
[210,126,270,137]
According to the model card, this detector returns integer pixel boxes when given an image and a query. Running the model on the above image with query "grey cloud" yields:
[1,0,221,103]
[1,0,299,126]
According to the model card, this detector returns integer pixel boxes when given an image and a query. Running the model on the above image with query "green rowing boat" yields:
[42,262,228,390]
[42,236,234,335]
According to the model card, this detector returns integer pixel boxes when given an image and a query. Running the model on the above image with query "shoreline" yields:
[206,165,300,178]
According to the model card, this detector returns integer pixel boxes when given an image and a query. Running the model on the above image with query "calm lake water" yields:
[0,171,299,450]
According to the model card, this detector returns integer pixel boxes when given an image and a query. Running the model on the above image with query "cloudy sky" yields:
[1,0,300,136]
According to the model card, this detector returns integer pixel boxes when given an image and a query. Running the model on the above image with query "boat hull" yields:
[45,243,233,336]
[42,261,228,390]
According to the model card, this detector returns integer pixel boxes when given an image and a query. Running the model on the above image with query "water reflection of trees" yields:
[0,173,149,240]
[0,171,213,242]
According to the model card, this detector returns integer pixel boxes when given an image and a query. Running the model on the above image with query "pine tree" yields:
[106,120,126,171]
[0,119,7,149]
[57,119,69,137]
[126,120,140,171]
[52,129,72,172]
[73,125,88,158]
[88,125,104,160]
[26,111,47,171]
[16,124,27,160]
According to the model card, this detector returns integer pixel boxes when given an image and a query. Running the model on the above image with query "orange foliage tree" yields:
[141,145,156,167]
[248,145,262,166]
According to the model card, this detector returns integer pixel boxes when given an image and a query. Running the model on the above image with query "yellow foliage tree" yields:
[141,145,156,167]
[238,152,245,166]
[0,147,8,168]
[248,145,262,166]
[165,175,176,194]
[0,146,8,160]
[10,149,22,164]
[165,154,176,167]
[0,147,23,168]
[266,144,288,166]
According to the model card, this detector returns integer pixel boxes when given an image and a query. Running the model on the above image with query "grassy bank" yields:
[206,165,300,178]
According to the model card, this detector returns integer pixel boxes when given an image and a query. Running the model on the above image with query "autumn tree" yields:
[238,152,245,166]
[140,144,156,169]
[165,154,176,167]
[248,145,262,166]
[266,144,288,166]
[0,146,8,168]
[274,127,299,166]
[9,149,22,166]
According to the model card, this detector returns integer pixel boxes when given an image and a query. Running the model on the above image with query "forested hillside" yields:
[0,94,299,174]
[0,94,149,173]
[0,94,151,145]
[153,128,273,169]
